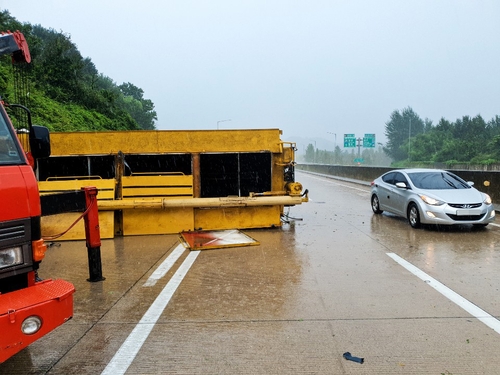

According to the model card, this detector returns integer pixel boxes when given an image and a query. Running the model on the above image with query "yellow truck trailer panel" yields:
[36,129,304,239]
[38,179,116,199]
[194,206,282,231]
[38,179,116,240]
[41,211,115,240]
[122,207,194,235]
[49,129,283,155]
[122,175,193,198]
[121,174,195,235]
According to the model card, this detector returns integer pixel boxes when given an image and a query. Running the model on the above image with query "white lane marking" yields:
[490,222,500,228]
[302,173,369,193]
[101,250,200,375]
[143,244,185,286]
[387,252,500,334]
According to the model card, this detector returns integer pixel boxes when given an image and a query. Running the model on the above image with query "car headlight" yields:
[419,194,445,206]
[0,247,23,269]
[483,194,492,205]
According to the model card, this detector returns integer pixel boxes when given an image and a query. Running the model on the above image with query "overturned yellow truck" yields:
[37,129,307,239]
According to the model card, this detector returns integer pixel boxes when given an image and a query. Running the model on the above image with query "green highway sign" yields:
[344,134,356,148]
[363,133,376,148]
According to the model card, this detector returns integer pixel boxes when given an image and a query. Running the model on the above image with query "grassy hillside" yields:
[0,9,156,132]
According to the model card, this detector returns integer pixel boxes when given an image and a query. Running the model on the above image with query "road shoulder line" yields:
[387,252,500,334]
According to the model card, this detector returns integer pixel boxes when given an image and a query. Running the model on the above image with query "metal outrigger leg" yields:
[82,187,105,282]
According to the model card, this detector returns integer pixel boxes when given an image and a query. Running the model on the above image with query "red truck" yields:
[0,31,75,363]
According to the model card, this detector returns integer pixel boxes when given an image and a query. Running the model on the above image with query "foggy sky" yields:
[2,0,500,150]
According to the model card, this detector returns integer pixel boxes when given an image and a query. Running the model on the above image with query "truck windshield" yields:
[0,112,23,165]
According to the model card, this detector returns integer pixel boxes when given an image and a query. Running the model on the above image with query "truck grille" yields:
[0,224,25,240]
[0,218,30,248]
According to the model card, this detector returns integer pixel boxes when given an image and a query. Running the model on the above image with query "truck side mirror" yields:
[29,125,51,159]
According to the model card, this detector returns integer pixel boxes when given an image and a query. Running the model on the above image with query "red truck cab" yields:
[0,102,75,363]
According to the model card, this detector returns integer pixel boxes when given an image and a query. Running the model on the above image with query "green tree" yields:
[333,145,342,164]
[487,135,500,161]
[305,143,315,162]
[408,130,446,162]
[406,115,495,164]
[0,10,154,132]
[118,82,157,130]
[384,107,425,162]
[30,26,85,102]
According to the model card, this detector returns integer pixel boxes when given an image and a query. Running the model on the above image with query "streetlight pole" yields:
[408,118,411,162]
[327,132,336,164]
[217,119,231,130]
[327,132,337,149]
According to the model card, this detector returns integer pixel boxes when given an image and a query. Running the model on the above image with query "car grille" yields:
[448,203,482,209]
[446,213,486,221]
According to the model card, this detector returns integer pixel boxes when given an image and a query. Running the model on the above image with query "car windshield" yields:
[0,112,23,165]
[407,171,471,190]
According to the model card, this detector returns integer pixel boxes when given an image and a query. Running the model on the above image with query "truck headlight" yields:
[0,247,23,269]
[22,316,42,335]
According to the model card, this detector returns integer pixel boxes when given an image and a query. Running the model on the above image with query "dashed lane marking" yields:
[387,252,500,334]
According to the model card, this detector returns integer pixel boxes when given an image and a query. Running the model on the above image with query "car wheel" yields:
[371,194,383,214]
[407,203,421,228]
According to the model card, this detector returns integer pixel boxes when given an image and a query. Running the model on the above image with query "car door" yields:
[377,172,396,211]
[389,172,410,215]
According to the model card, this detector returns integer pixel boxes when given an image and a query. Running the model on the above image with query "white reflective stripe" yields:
[387,252,500,334]
[101,250,200,375]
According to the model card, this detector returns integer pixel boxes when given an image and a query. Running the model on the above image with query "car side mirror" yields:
[395,182,408,189]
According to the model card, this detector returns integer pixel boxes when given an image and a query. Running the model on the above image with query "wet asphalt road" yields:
[2,170,500,374]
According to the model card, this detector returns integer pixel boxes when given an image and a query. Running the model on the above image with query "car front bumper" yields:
[418,203,496,225]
